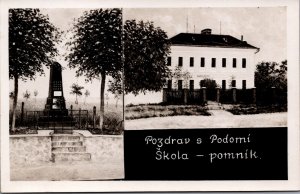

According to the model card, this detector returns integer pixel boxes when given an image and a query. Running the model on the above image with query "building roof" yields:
[170,33,259,50]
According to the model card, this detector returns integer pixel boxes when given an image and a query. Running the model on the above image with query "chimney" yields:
[201,28,212,35]
[241,35,243,41]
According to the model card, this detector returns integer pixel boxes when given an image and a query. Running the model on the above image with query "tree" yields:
[23,90,31,101]
[105,93,110,107]
[70,83,84,104]
[84,89,90,104]
[9,9,60,131]
[9,91,14,100]
[255,60,287,90]
[200,79,218,89]
[123,20,171,95]
[171,66,192,89]
[108,76,122,108]
[34,90,38,102]
[66,9,122,130]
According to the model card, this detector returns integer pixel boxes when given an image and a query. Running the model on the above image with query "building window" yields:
[231,80,236,88]
[190,57,194,67]
[200,80,204,88]
[178,80,183,90]
[190,80,194,90]
[222,80,226,90]
[212,58,216,67]
[167,57,171,66]
[242,58,246,68]
[233,58,236,68]
[222,58,226,67]
[178,57,183,66]
[167,80,172,89]
[242,80,246,90]
[201,57,205,67]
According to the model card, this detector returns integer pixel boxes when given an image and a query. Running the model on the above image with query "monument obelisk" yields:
[44,62,68,116]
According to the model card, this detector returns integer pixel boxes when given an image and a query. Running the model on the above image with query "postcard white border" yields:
[1,0,299,192]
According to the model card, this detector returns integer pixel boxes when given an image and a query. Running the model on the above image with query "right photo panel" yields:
[123,7,287,180]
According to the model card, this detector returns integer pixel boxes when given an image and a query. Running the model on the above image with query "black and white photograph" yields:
[124,7,288,130]
[0,0,299,193]
[8,8,124,181]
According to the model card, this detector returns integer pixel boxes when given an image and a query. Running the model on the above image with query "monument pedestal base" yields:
[38,111,75,134]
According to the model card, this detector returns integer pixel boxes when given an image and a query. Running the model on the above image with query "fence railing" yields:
[25,109,88,130]
[162,87,286,105]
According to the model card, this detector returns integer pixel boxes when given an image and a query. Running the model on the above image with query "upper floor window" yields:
[201,57,205,67]
[178,57,183,66]
[222,58,226,67]
[242,58,246,68]
[233,58,237,68]
[167,57,171,66]
[190,57,194,67]
[211,58,216,68]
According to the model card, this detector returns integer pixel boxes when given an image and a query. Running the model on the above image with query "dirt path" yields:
[125,112,287,129]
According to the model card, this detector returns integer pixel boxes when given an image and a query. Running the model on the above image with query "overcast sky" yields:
[10,7,286,102]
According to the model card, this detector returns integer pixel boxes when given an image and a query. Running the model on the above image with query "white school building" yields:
[166,29,259,90]
[125,29,260,105]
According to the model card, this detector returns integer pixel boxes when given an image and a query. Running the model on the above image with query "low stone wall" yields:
[10,133,124,166]
[84,135,123,162]
[10,135,52,166]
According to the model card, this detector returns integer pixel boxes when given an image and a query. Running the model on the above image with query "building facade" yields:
[166,29,259,90]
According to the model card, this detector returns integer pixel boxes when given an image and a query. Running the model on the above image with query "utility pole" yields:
[186,15,189,33]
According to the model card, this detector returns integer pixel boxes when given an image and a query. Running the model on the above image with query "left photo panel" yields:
[9,8,124,181]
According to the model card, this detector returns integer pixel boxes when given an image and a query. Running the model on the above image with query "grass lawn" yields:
[9,98,123,135]
[227,104,287,115]
[125,104,210,120]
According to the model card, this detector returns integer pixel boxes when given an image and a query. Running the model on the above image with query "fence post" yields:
[183,89,188,104]
[162,88,168,103]
[79,108,81,129]
[271,87,276,105]
[202,87,207,104]
[216,87,220,103]
[252,87,256,105]
[232,87,237,104]
[21,102,24,125]
[93,106,96,130]
[70,105,73,118]
[85,111,88,129]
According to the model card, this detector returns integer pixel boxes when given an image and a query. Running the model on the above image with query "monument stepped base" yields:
[51,134,91,162]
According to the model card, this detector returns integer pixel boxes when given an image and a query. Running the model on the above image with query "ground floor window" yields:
[242,80,246,89]
[167,80,172,89]
[231,80,236,88]
[222,80,226,90]
[178,80,183,90]
[190,80,194,90]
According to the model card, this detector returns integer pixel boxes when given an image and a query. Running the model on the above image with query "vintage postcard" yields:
[1,0,299,192]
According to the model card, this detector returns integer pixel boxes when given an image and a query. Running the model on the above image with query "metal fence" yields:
[25,109,88,130]
[164,88,260,105]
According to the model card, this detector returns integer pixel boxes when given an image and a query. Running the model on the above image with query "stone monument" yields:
[44,62,68,116]
[40,62,74,133]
